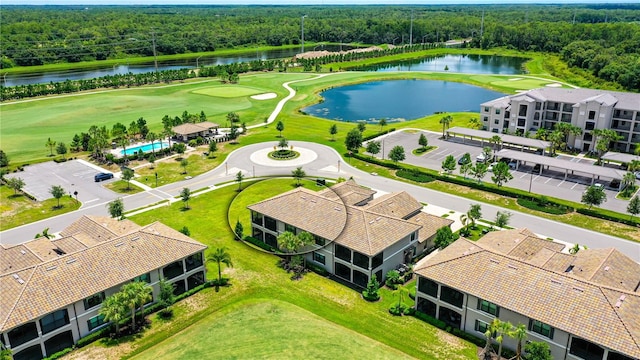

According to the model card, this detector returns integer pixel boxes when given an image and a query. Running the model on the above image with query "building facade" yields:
[480,87,640,153]
[0,216,207,360]
[414,229,640,360]
[248,180,453,288]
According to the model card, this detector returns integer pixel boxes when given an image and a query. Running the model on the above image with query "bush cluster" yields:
[244,236,277,252]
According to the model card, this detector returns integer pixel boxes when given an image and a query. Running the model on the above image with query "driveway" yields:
[4,160,120,205]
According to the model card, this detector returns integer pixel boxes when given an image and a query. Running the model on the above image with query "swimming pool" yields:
[120,142,169,156]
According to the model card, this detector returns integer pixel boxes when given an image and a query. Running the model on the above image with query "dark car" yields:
[458,154,471,165]
[94,172,114,182]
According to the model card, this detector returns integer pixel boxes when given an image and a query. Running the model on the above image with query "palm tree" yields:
[163,129,175,152]
[393,285,409,311]
[459,213,469,235]
[510,323,527,360]
[119,135,130,163]
[146,132,158,156]
[379,118,387,132]
[439,114,453,138]
[291,166,306,186]
[494,319,513,359]
[623,171,636,190]
[134,282,152,319]
[121,282,140,332]
[490,135,502,155]
[100,293,127,335]
[45,137,56,157]
[207,247,233,285]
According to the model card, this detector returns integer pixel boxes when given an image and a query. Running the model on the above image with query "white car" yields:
[476,153,487,163]
[487,162,499,172]
[636,171,640,180]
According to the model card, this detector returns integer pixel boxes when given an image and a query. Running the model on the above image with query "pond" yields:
[351,54,526,74]
[302,80,505,122]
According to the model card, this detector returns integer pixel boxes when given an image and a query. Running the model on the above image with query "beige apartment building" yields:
[0,216,207,360]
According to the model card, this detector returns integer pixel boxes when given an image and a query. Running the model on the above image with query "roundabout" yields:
[249,145,318,167]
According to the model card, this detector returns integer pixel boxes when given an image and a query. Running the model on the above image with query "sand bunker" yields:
[251,93,277,100]
[546,83,562,87]
[508,78,523,81]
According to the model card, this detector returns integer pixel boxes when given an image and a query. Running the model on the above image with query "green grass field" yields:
[192,85,267,98]
[132,299,416,360]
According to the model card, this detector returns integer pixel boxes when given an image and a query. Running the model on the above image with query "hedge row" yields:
[362,128,396,142]
[352,152,639,228]
[396,169,435,183]
[244,236,277,252]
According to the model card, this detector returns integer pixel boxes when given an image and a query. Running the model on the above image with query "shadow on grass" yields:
[7,193,25,199]
[100,319,151,347]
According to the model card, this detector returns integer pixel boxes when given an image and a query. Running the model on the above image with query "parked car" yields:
[476,153,487,163]
[533,164,541,172]
[499,157,511,164]
[636,171,640,180]
[487,162,499,172]
[534,148,544,155]
[458,155,471,165]
[94,172,114,182]
[508,160,518,170]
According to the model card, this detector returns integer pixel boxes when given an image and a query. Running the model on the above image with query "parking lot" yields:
[372,130,627,212]
[4,160,120,205]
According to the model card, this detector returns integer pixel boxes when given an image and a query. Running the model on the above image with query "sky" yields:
[3,0,637,5]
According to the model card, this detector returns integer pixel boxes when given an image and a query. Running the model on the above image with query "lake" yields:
[352,54,526,74]
[302,80,505,122]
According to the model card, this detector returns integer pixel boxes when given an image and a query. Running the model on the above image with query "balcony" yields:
[613,110,633,120]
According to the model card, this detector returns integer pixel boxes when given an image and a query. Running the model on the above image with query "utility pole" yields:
[409,9,414,47]
[301,15,307,54]
[151,30,158,81]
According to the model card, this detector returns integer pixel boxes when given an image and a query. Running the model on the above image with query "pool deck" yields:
[110,141,170,158]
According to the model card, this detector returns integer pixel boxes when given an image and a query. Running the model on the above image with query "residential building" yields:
[247,180,453,288]
[414,228,640,360]
[480,87,640,153]
[0,215,207,360]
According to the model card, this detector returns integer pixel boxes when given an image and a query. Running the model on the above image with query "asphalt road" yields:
[2,141,638,262]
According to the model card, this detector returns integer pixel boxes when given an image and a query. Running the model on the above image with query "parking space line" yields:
[571,183,579,189]
[85,198,100,203]
[557,180,565,187]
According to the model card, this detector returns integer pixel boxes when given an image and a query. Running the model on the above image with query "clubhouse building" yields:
[480,87,640,153]
[414,228,640,360]
[247,180,453,287]
[0,216,207,360]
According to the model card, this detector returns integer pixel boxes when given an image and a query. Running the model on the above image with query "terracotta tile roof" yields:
[59,215,138,242]
[577,249,640,292]
[319,179,376,206]
[0,219,207,333]
[478,228,536,254]
[405,212,454,243]
[171,122,219,136]
[415,238,640,358]
[0,244,41,274]
[363,192,422,219]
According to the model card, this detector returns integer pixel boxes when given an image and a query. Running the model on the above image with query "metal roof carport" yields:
[446,127,551,154]
[601,152,640,165]
[496,149,626,190]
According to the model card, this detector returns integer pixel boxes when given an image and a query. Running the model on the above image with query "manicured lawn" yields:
[131,300,416,360]
[192,85,266,98]
[0,184,81,231]
[135,150,228,188]
[68,181,476,360]
[104,180,144,194]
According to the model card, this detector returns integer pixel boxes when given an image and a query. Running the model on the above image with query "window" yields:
[495,109,501,115]
[314,235,326,246]
[477,299,499,316]
[44,331,73,357]
[483,116,488,122]
[484,107,490,112]
[264,216,276,231]
[570,337,604,360]
[252,227,264,241]
[410,232,416,241]
[133,272,151,283]
[12,345,43,360]
[607,351,635,360]
[584,133,593,142]
[83,292,105,310]
[185,252,203,272]
[588,111,596,120]
[519,104,527,117]
[352,251,369,269]
[371,252,383,269]
[264,232,277,248]
[529,319,554,339]
[494,119,499,125]
[251,211,263,226]
[335,244,351,262]
[187,271,205,289]
[474,320,490,334]
[418,277,438,298]
[162,261,184,280]
[334,262,351,281]
[172,280,186,296]
[517,119,526,127]
[8,322,38,347]
[440,286,464,308]
[504,111,510,118]
[87,315,106,331]
[534,112,540,120]
[284,224,297,234]
[40,309,70,334]
[416,298,437,317]
[313,252,325,265]
[353,270,368,288]
[535,102,541,110]
[562,103,573,112]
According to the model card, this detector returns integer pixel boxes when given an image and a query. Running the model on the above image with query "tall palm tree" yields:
[510,323,527,360]
[146,132,158,156]
[439,115,453,138]
[494,319,513,359]
[134,282,152,319]
[490,135,502,155]
[207,247,233,285]
[459,213,469,235]
[623,171,636,190]
[121,282,140,332]
[100,293,127,335]
[379,118,387,132]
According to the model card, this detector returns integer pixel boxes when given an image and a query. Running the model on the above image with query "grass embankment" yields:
[0,185,81,231]
[67,179,475,360]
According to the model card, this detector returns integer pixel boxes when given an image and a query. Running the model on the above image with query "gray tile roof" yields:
[415,236,640,358]
[492,87,640,111]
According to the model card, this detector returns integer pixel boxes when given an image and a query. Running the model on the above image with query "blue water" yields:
[353,54,526,74]
[303,80,505,122]
[121,142,168,156]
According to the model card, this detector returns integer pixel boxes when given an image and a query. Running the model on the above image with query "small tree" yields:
[441,155,457,174]
[173,143,186,158]
[439,114,453,138]
[0,149,9,167]
[385,270,401,289]
[158,278,175,316]
[236,171,245,191]
[229,125,239,142]
[148,154,156,168]
[56,142,68,160]
[391,286,409,314]
[482,146,493,161]
[362,277,380,301]
[99,292,128,335]
[524,341,552,360]
[208,140,217,157]
[510,323,528,360]
[50,185,65,208]
[329,124,338,141]
[434,226,456,249]
[469,204,482,227]
[345,128,363,151]
[121,168,134,190]
[234,219,244,240]
[226,112,240,124]
[179,226,190,236]
[276,120,285,137]
[291,166,306,186]
[418,133,428,150]
[495,211,512,228]
[7,177,25,195]
[472,162,488,183]
[207,247,233,285]
[180,187,191,209]
[180,158,189,174]
[278,137,289,150]
[388,145,405,164]
[628,195,640,219]
[460,162,472,179]
[491,162,513,187]
[107,198,125,219]
[45,137,57,156]
[379,118,387,132]
[366,141,381,158]
[357,121,366,133]
[581,185,607,209]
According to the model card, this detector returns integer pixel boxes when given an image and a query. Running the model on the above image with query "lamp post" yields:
[301,15,307,53]
[155,172,158,187]
[528,168,534,193]
[196,56,203,68]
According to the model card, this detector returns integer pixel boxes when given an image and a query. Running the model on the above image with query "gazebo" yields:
[172,121,219,141]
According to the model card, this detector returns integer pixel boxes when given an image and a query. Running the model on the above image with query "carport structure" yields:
[446,127,551,154]
[601,151,640,167]
[496,149,626,190]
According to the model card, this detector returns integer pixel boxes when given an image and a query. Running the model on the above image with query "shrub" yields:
[244,236,276,252]
[362,277,380,301]
[362,128,396,142]
[517,198,572,215]
[413,311,447,329]
[188,139,198,148]
[306,262,329,276]
[43,347,74,360]
[385,270,401,289]
[397,168,434,183]
[388,304,406,316]
[577,207,640,227]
